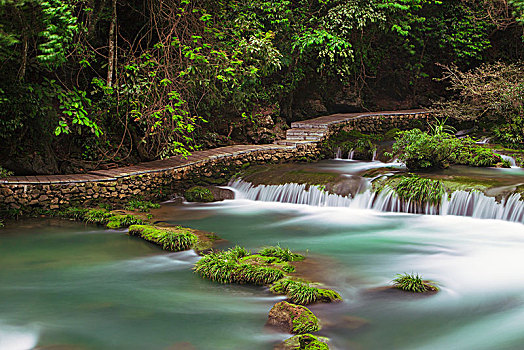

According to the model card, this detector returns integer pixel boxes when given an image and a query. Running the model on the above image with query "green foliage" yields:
[0,166,13,178]
[390,128,462,169]
[323,129,379,160]
[270,278,342,305]
[185,186,214,202]
[282,334,329,350]
[392,273,438,293]
[258,245,305,262]
[436,63,524,149]
[394,175,445,206]
[125,199,160,212]
[0,219,4,228]
[128,225,197,251]
[194,247,291,285]
[390,120,503,170]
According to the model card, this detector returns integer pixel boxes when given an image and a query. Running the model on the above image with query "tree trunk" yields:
[106,0,117,87]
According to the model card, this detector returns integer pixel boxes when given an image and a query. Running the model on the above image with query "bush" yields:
[390,128,462,170]
[391,127,504,170]
[185,186,214,202]
[392,273,438,293]
[0,166,13,178]
[128,224,197,251]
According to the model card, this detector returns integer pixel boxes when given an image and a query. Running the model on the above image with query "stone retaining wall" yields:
[326,111,433,137]
[0,144,321,211]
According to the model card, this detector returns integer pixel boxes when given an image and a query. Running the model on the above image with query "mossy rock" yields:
[267,301,320,334]
[270,278,342,305]
[184,186,214,202]
[194,247,289,285]
[128,224,197,251]
[275,334,330,350]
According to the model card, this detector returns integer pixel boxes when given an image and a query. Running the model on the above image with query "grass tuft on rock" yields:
[185,186,214,202]
[270,278,342,305]
[258,245,305,262]
[194,246,288,285]
[394,175,445,207]
[129,224,197,251]
[392,273,438,293]
[194,246,297,285]
[125,199,160,212]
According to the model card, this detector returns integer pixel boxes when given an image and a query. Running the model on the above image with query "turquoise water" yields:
[164,199,524,350]
[0,220,286,350]
[2,160,524,349]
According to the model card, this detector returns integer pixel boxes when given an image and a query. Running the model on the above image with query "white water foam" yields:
[0,323,39,350]
[229,179,524,224]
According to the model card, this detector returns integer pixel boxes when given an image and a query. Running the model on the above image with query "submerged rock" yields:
[267,301,320,334]
[274,334,330,350]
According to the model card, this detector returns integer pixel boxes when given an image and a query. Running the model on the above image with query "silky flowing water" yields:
[2,160,524,349]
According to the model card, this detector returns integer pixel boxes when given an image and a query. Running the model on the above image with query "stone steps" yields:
[290,122,329,129]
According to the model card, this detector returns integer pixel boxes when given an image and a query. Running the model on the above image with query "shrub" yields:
[391,127,503,170]
[0,166,13,178]
[185,186,214,202]
[392,273,438,293]
[128,224,197,251]
[390,128,462,170]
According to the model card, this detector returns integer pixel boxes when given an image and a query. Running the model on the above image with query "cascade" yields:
[335,147,342,159]
[372,149,377,161]
[229,179,524,224]
[348,149,355,160]
[499,154,518,168]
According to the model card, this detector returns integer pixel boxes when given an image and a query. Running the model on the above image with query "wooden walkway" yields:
[1,110,427,185]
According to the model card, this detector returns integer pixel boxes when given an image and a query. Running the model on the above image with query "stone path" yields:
[1,109,426,185]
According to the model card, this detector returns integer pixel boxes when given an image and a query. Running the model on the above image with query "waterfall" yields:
[372,149,377,161]
[229,179,524,224]
[348,149,355,160]
[499,154,518,168]
[335,147,342,159]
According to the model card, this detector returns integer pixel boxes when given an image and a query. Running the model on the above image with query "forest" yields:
[0,0,523,175]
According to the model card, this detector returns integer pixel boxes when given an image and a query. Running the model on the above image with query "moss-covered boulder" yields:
[128,224,197,251]
[184,186,214,202]
[267,301,320,334]
[275,334,330,350]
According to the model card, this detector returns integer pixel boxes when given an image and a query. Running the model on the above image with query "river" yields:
[1,160,524,349]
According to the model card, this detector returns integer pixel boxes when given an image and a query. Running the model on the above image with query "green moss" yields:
[270,279,342,305]
[185,186,214,202]
[129,224,197,251]
[275,301,320,334]
[282,334,330,350]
